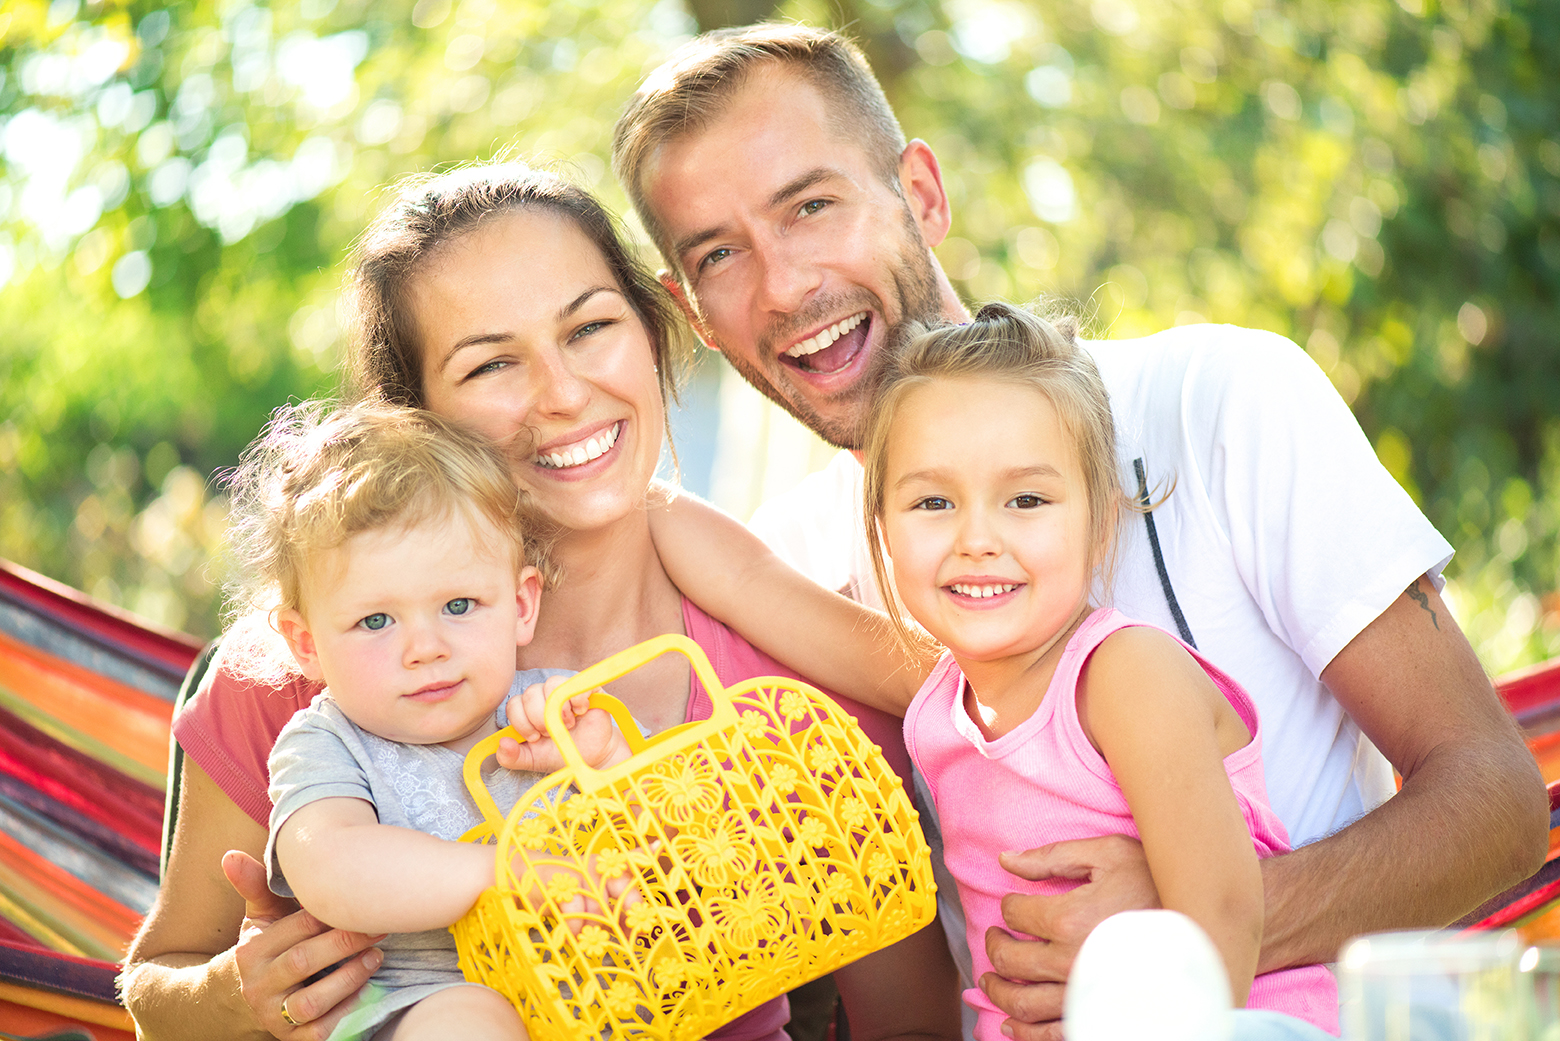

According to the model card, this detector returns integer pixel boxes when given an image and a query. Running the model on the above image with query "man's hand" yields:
[982,835,1159,1040]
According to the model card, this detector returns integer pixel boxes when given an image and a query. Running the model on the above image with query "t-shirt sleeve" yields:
[1186,329,1453,676]
[264,706,374,899]
[171,620,325,829]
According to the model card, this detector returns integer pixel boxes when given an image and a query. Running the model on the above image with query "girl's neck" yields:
[518,512,691,734]
[955,600,1095,741]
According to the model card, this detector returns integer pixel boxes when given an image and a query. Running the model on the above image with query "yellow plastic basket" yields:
[452,634,936,1040]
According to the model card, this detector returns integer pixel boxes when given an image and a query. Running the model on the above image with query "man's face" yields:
[642,65,957,449]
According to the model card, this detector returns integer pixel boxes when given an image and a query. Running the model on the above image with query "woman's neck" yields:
[518,512,691,734]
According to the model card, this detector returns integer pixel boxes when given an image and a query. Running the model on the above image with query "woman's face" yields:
[412,208,665,535]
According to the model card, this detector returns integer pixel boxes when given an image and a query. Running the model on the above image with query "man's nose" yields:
[753,234,822,315]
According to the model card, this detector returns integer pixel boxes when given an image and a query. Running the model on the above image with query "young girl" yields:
[652,302,1340,1038]
[858,302,1339,1037]
[226,399,629,1041]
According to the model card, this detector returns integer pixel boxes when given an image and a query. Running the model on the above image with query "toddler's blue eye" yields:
[446,598,473,615]
[359,613,389,631]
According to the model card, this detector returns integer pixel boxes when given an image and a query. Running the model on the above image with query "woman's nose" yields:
[532,346,591,418]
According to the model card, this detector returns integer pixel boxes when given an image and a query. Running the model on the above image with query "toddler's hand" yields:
[496,676,631,772]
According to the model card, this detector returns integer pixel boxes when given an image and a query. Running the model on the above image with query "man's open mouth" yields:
[782,312,869,375]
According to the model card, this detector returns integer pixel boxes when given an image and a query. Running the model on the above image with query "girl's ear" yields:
[513,565,544,646]
[274,608,325,682]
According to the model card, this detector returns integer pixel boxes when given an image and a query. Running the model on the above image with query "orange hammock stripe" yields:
[0,631,171,788]
[0,985,134,1034]
[0,830,138,959]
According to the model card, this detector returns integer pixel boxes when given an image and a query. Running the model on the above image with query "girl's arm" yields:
[647,487,937,714]
[120,761,383,1041]
[274,798,493,934]
[1077,627,1264,1003]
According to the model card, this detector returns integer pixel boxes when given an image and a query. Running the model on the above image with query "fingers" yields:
[984,926,1072,987]
[274,946,383,1039]
[977,970,1066,1032]
[223,849,297,924]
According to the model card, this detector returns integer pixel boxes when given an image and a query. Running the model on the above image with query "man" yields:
[612,23,1549,1040]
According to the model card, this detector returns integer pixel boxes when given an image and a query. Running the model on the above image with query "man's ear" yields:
[514,565,544,646]
[274,608,326,682]
[898,139,953,249]
[658,270,719,351]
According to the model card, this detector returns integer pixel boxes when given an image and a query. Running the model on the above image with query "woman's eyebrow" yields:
[558,285,620,320]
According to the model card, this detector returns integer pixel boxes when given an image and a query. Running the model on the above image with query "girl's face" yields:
[413,209,666,536]
[277,510,542,754]
[879,376,1095,666]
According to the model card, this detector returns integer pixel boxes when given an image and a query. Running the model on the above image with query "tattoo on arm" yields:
[1406,579,1439,630]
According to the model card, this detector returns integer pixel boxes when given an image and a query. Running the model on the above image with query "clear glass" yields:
[1338,930,1523,1041]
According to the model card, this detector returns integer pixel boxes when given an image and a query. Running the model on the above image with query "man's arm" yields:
[982,579,1549,1038]
[1258,577,1549,970]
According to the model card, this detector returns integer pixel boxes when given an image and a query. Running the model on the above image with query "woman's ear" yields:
[514,565,544,646]
[274,608,325,682]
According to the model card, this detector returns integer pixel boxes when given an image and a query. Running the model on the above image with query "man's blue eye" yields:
[360,613,389,631]
[446,598,473,615]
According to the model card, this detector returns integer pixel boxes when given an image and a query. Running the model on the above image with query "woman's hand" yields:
[223,850,385,1039]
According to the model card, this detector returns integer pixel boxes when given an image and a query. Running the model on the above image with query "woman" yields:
[120,163,956,1041]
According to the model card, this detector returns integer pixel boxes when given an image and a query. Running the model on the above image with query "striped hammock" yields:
[0,554,1558,1039]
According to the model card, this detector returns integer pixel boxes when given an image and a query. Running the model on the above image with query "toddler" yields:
[226,400,627,1041]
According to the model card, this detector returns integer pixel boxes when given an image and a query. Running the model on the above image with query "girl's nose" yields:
[955,507,1002,558]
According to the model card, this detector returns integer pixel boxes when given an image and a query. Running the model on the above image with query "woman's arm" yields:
[1077,627,1264,1003]
[121,761,383,1041]
[647,488,936,714]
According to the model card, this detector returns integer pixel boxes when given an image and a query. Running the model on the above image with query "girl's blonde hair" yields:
[224,399,558,620]
[861,301,1134,646]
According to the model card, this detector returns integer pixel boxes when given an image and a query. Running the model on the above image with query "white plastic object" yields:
[1063,909,1234,1041]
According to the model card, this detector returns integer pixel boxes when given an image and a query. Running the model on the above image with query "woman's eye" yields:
[569,320,610,342]
[465,358,507,380]
[1009,494,1046,509]
[358,613,390,631]
[445,598,473,616]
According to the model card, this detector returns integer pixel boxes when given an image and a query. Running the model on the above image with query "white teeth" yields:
[537,422,620,470]
[950,583,1018,599]
[785,312,865,358]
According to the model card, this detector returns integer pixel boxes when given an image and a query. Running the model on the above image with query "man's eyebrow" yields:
[671,167,843,262]
[439,286,620,373]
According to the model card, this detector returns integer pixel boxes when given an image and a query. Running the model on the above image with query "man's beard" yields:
[711,219,945,451]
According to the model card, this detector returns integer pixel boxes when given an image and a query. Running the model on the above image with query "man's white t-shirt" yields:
[749,323,1454,849]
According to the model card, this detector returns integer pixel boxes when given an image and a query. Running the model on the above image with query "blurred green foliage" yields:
[1,0,1557,672]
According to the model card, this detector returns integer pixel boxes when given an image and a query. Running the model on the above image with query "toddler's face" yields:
[878,376,1094,667]
[278,510,540,753]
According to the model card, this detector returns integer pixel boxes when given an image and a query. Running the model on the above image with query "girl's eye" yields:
[358,613,390,631]
[445,598,473,616]
[913,496,953,511]
[1009,494,1046,509]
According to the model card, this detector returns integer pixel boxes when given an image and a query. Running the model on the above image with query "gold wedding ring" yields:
[280,999,300,1027]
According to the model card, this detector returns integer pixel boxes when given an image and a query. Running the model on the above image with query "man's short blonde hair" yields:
[225,399,557,617]
[612,23,907,281]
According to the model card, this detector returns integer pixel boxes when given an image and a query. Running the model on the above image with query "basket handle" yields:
[461,691,646,832]
[541,634,740,793]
